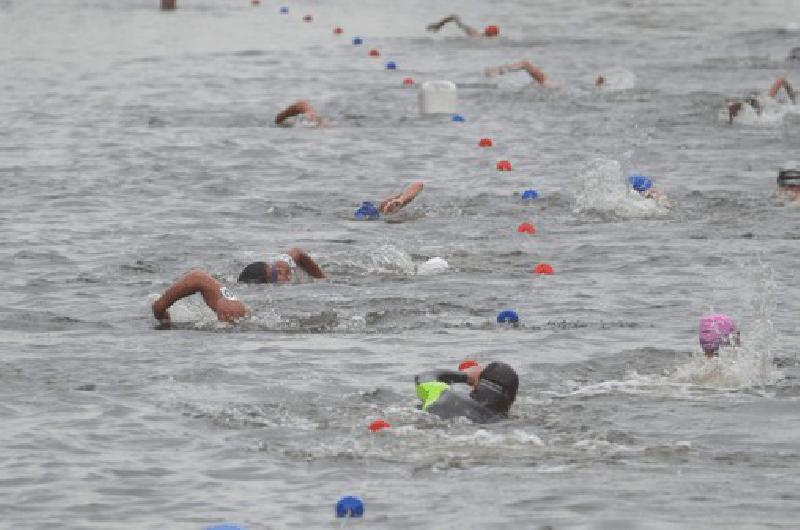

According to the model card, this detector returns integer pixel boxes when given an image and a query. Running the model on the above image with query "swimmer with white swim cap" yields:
[727,76,796,124]
[152,247,325,328]
[426,14,499,38]
[275,100,329,128]
[699,314,740,358]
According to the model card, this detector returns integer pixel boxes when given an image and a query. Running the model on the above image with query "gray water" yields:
[2,0,800,528]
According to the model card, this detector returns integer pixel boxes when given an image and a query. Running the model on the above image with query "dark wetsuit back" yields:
[415,370,504,424]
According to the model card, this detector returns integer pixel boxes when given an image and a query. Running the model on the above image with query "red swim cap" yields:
[458,360,478,371]
[484,25,499,37]
[368,419,391,432]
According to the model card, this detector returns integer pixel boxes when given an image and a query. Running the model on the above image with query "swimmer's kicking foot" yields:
[377,181,424,215]
[275,100,329,127]
[426,14,499,38]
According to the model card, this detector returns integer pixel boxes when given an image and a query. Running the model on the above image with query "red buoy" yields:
[369,48,380,57]
[302,14,313,22]
[368,419,391,432]
[479,138,493,147]
[402,77,414,86]
[517,222,536,235]
[333,26,343,35]
[497,160,512,171]
[533,263,554,275]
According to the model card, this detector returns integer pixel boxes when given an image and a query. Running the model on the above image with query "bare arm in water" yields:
[426,14,481,37]
[152,269,248,327]
[767,76,796,103]
[484,60,549,86]
[285,247,326,279]
[378,181,424,214]
[275,100,328,127]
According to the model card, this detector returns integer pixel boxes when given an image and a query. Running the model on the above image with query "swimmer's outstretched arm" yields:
[286,247,326,279]
[378,181,424,215]
[275,100,327,127]
[767,76,796,103]
[152,269,248,327]
[426,14,481,37]
[484,60,549,86]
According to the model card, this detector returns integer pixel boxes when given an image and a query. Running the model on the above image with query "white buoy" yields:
[418,80,458,115]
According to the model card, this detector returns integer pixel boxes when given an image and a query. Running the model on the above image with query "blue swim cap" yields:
[336,496,364,518]
[385,61,397,70]
[497,310,519,324]
[521,189,539,200]
[354,201,380,220]
[352,36,363,45]
[451,114,465,122]
[627,173,653,193]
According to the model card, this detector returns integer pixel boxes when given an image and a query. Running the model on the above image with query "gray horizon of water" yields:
[1,0,800,528]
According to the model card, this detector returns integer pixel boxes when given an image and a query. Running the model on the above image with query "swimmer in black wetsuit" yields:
[415,362,519,423]
[152,247,324,328]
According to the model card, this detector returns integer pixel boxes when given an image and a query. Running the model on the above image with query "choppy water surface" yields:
[2,0,800,528]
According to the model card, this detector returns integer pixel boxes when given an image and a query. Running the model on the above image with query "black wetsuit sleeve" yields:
[414,370,469,386]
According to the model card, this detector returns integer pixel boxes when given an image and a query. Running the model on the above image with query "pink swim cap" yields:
[699,314,738,353]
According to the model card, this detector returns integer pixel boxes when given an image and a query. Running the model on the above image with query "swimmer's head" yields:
[777,168,800,188]
[470,361,518,415]
[238,261,270,284]
[699,314,739,356]
[483,25,499,37]
[628,173,653,194]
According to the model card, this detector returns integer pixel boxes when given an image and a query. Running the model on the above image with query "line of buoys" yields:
[533,263,554,275]
[352,36,363,45]
[279,6,288,14]
[402,77,415,86]
[369,48,380,57]
[496,160,512,171]
[385,61,397,70]
[333,26,344,35]
[516,222,535,235]
[478,138,493,147]
[336,496,364,518]
[497,310,519,324]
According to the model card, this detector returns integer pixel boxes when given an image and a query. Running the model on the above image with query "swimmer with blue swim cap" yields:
[426,14,499,38]
[415,361,519,423]
[275,100,329,128]
[152,248,324,328]
[627,172,671,207]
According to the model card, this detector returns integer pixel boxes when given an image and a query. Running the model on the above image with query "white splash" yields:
[417,256,449,275]
[573,158,668,219]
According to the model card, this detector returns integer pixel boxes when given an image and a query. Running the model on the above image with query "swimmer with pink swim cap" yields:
[699,314,740,358]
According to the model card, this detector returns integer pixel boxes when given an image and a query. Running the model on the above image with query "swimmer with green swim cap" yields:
[415,362,519,423]
[152,247,324,328]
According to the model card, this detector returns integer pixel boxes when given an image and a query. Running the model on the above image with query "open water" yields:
[1,0,800,528]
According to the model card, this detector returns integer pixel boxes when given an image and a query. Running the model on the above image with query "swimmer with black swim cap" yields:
[152,248,324,328]
[426,14,499,38]
[415,362,519,423]
[727,76,796,124]
[777,166,800,202]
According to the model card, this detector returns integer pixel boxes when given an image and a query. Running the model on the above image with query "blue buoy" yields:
[352,36,363,45]
[354,201,380,220]
[521,189,539,200]
[497,310,519,324]
[385,60,397,70]
[279,6,288,14]
[627,173,653,193]
[451,114,465,123]
[206,525,247,530]
[336,496,364,518]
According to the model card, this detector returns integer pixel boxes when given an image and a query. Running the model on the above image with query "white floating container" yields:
[418,80,458,115]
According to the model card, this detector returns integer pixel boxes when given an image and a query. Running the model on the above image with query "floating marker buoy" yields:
[368,419,391,432]
[402,77,414,86]
[354,201,380,220]
[521,189,539,200]
[336,496,364,518]
[386,60,397,70]
[352,36,363,45]
[418,80,458,115]
[251,0,260,6]
[333,27,343,35]
[368,48,380,57]
[302,14,313,22]
[497,160,512,171]
[451,114,465,122]
[458,360,478,371]
[497,310,519,324]
[279,6,288,14]
[479,138,493,147]
[533,263,554,275]
[206,525,247,530]
[517,222,536,234]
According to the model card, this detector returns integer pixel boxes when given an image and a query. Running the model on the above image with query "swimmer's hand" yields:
[152,303,172,329]
[381,197,404,214]
[464,365,483,388]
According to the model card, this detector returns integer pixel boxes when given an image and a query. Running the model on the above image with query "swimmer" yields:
[415,361,518,423]
[275,100,329,127]
[777,167,800,202]
[426,14,499,38]
[152,248,325,328]
[377,181,424,215]
[628,173,671,208]
[699,314,740,358]
[727,76,796,124]
[483,60,549,86]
